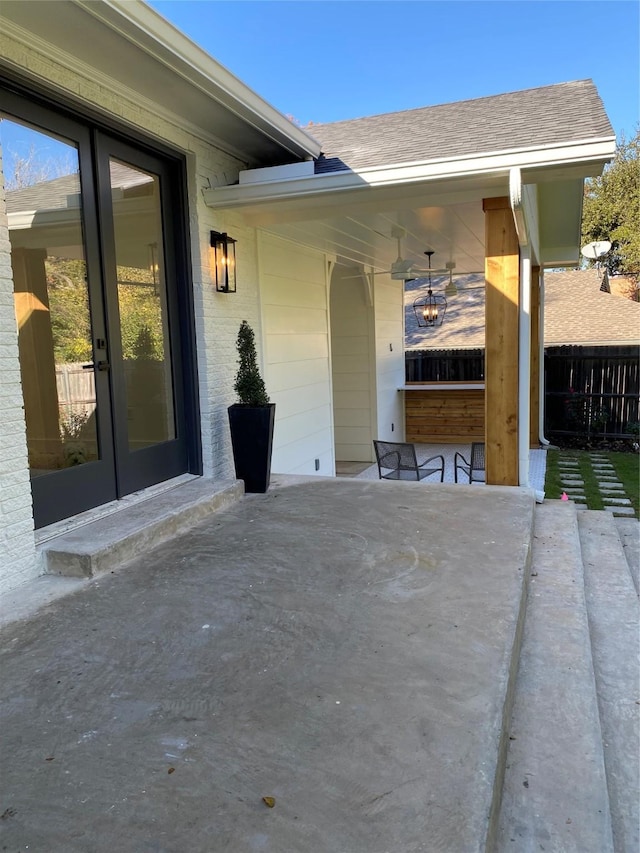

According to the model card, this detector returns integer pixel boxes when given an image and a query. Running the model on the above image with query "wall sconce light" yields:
[210,230,237,293]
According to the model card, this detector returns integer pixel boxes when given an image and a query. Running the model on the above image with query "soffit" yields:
[0,0,319,166]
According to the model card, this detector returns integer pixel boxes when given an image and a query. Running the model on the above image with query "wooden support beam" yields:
[530,265,541,448]
[483,197,520,485]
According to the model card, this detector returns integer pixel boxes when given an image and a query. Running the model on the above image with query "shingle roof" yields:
[310,80,614,174]
[543,270,640,346]
[406,269,640,350]
[405,276,486,350]
[5,163,149,214]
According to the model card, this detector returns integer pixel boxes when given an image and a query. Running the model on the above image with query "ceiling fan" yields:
[386,227,447,280]
[342,227,447,281]
[404,256,486,295]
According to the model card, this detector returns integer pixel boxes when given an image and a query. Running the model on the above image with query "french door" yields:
[2,92,197,528]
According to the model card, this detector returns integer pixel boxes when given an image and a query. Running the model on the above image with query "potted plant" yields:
[228,320,276,493]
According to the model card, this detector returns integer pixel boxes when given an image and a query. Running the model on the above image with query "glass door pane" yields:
[109,159,176,451]
[2,117,99,477]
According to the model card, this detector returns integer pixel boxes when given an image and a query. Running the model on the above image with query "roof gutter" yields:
[204,137,616,209]
[76,0,321,161]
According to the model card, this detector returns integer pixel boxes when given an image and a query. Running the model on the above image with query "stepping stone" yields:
[592,466,616,473]
[558,461,580,467]
[605,506,637,517]
[561,477,584,486]
[599,484,625,492]
[602,497,632,506]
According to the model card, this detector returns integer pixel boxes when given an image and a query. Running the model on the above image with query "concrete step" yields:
[496,501,614,852]
[578,510,640,853]
[615,517,640,596]
[39,477,243,578]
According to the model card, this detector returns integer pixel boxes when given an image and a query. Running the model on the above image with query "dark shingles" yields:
[310,80,614,174]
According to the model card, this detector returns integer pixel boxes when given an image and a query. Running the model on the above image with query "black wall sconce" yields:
[210,230,237,292]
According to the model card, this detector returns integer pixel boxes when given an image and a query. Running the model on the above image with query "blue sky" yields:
[147,1,638,141]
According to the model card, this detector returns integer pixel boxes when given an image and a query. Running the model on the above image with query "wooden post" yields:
[12,247,63,469]
[529,265,541,447]
[483,197,520,485]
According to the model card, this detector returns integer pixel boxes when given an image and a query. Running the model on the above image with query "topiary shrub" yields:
[233,320,270,406]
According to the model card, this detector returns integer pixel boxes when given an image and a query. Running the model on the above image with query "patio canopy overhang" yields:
[203,136,615,273]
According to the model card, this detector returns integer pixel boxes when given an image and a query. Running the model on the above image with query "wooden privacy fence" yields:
[405,345,639,440]
[56,363,96,429]
[545,345,640,437]
[405,348,484,382]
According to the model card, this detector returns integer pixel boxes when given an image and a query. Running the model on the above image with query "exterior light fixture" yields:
[210,230,237,292]
[412,250,447,327]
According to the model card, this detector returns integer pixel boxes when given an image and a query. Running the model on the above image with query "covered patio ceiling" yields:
[206,162,598,278]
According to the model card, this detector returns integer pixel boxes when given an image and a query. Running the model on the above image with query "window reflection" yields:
[2,116,98,476]
[110,159,175,450]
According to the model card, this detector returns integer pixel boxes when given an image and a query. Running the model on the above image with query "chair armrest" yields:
[418,454,444,469]
[454,452,470,466]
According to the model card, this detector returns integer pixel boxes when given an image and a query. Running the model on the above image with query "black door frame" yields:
[1,80,202,529]
[94,133,191,496]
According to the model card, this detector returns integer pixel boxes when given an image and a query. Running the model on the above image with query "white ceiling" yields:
[260,202,487,277]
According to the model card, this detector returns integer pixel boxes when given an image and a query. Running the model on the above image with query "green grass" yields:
[545,449,639,518]
[610,452,640,518]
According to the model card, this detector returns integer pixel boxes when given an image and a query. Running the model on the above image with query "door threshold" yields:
[38,477,244,579]
[35,473,201,545]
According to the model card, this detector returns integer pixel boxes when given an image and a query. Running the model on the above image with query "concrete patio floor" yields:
[0,478,535,853]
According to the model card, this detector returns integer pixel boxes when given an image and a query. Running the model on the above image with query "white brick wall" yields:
[0,30,268,593]
[0,143,38,591]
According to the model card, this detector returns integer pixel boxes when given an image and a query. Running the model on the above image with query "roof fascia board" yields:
[0,18,263,164]
[204,138,616,210]
[509,168,541,263]
[76,0,322,161]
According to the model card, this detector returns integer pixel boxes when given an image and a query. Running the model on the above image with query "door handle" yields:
[82,361,110,372]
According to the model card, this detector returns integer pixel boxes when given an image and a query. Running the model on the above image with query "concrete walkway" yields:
[0,478,534,853]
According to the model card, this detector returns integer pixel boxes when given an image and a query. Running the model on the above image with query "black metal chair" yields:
[454,442,485,483]
[373,440,445,482]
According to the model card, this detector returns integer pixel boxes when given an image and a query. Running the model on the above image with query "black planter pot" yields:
[228,403,276,493]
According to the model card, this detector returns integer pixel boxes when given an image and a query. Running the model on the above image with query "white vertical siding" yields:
[330,267,376,462]
[259,233,334,476]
